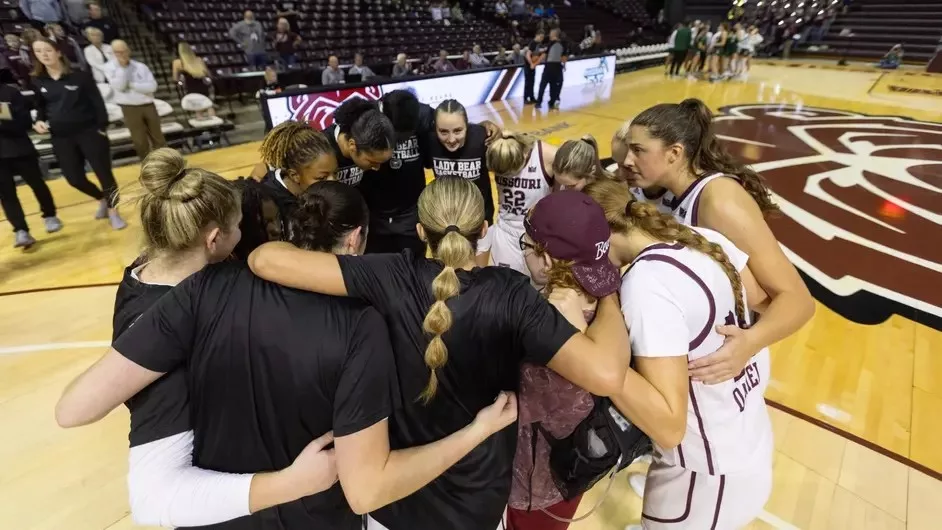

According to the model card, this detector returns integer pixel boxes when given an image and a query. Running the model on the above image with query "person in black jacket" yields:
[0,66,62,249]
[31,36,126,229]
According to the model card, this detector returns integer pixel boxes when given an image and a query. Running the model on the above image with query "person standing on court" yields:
[104,41,166,160]
[31,36,126,229]
[669,20,692,77]
[535,29,565,109]
[0,66,62,249]
[229,10,267,70]
[523,31,546,104]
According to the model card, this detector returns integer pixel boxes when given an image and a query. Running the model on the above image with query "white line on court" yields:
[758,510,802,530]
[0,341,110,355]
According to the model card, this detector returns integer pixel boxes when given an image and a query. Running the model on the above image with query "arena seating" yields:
[144,0,511,73]
[683,0,731,23]
[805,0,942,63]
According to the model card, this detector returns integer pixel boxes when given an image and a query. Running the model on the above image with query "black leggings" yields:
[51,129,118,207]
[0,156,57,233]
[670,50,688,75]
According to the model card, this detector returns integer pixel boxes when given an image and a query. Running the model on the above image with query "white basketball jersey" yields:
[630,186,675,215]
[619,227,772,476]
[669,173,724,227]
[494,141,553,232]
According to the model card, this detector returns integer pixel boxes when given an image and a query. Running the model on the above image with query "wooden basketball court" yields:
[1,62,940,530]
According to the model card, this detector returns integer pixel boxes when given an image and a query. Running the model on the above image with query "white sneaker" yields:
[43,216,63,233]
[14,230,36,249]
[95,199,108,220]
[628,473,647,498]
[109,210,127,230]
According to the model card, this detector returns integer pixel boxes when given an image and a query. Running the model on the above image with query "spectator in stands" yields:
[0,65,62,249]
[105,40,166,159]
[31,36,126,230]
[441,1,451,22]
[62,0,86,26]
[545,3,556,18]
[509,43,523,64]
[84,2,119,44]
[19,0,62,30]
[534,4,545,17]
[450,2,465,23]
[348,53,375,81]
[455,49,472,70]
[277,2,301,32]
[2,34,31,85]
[469,44,490,67]
[495,0,508,18]
[229,10,267,70]
[321,55,345,85]
[432,49,455,73]
[510,0,526,18]
[878,44,903,69]
[392,53,411,77]
[274,17,302,69]
[46,23,86,71]
[262,66,283,93]
[430,1,444,22]
[493,46,510,66]
[83,27,114,83]
[172,42,215,119]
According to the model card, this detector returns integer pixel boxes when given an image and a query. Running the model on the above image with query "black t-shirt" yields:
[336,250,578,530]
[526,40,548,68]
[425,123,494,224]
[325,123,365,187]
[112,262,189,448]
[259,169,298,217]
[113,261,398,530]
[358,104,435,234]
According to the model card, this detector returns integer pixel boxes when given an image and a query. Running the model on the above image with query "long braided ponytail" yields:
[584,179,746,326]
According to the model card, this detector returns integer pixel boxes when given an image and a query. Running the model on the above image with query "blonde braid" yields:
[628,201,746,326]
[584,179,746,325]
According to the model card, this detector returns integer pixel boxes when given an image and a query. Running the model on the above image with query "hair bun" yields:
[139,147,203,203]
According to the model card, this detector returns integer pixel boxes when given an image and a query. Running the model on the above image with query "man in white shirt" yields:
[104,40,166,159]
[83,27,115,83]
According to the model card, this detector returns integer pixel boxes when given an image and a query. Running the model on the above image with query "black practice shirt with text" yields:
[113,261,399,530]
[425,123,495,224]
[112,262,188,448]
[325,123,365,187]
[358,103,435,236]
[336,250,578,530]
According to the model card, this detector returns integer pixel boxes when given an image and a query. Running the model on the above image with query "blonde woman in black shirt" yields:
[31,37,125,229]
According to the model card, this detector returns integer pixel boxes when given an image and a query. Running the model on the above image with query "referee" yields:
[523,31,546,104]
[536,29,566,109]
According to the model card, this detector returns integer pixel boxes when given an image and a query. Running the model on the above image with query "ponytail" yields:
[416,177,485,403]
[584,179,745,326]
[552,134,616,185]
[486,131,536,176]
[632,98,778,215]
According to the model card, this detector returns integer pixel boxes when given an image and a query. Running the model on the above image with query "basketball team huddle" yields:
[54,90,815,530]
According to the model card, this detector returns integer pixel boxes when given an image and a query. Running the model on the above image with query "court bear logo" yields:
[711,104,942,329]
[287,86,383,131]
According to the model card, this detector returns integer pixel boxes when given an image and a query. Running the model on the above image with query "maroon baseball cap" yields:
[524,191,621,298]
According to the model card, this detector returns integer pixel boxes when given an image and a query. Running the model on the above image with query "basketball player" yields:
[324,98,396,187]
[585,178,774,529]
[552,135,619,191]
[709,24,727,81]
[363,90,500,256]
[247,176,631,530]
[255,120,339,208]
[56,149,339,526]
[425,99,494,263]
[57,178,518,529]
[508,191,624,530]
[612,97,814,385]
[484,132,556,275]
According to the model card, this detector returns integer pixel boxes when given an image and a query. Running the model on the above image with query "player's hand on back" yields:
[285,431,338,496]
[472,391,518,437]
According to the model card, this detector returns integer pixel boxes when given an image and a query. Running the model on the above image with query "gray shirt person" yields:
[229,20,266,54]
[322,66,345,85]
[547,41,565,63]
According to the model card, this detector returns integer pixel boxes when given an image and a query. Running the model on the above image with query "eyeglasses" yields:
[518,233,536,252]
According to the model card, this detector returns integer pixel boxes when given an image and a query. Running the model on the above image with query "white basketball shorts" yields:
[640,461,771,530]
